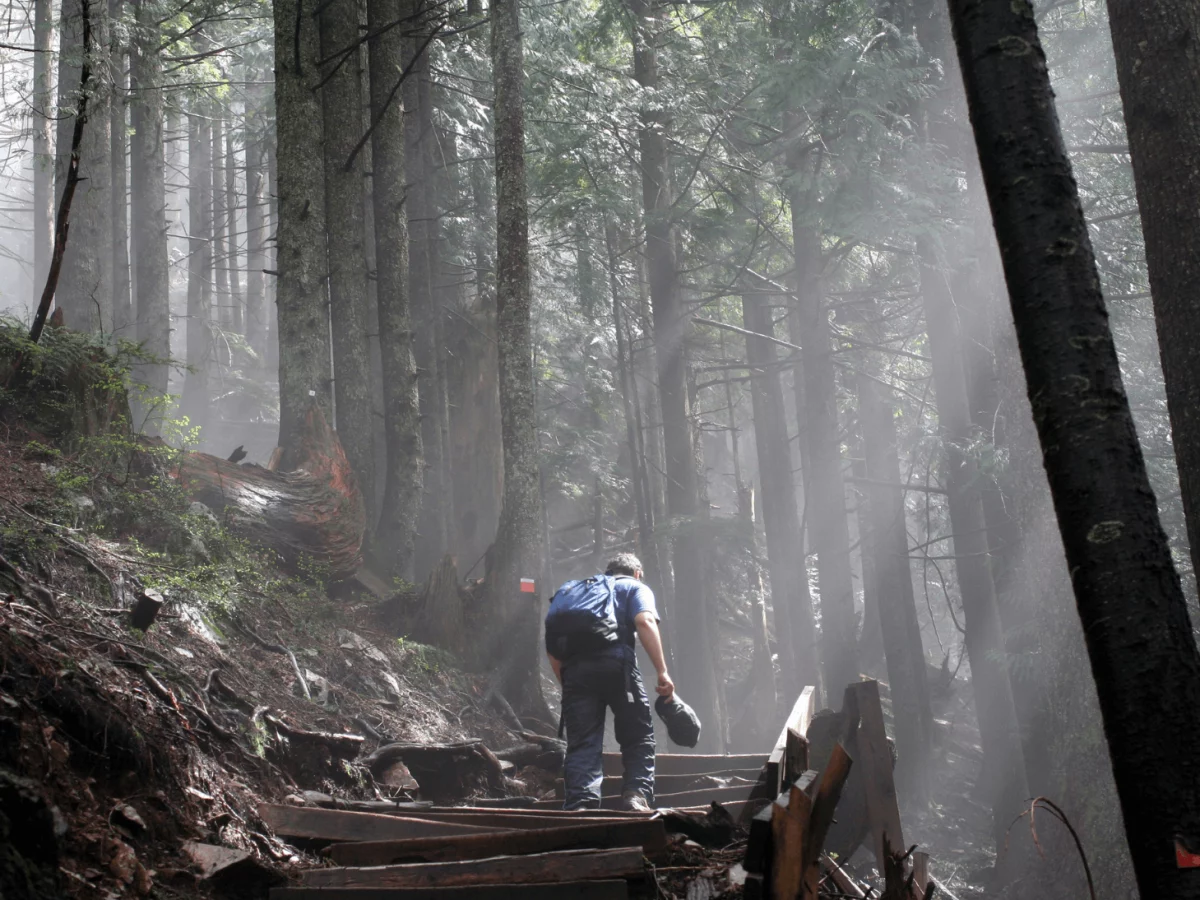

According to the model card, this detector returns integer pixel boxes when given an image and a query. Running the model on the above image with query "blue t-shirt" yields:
[611,575,658,651]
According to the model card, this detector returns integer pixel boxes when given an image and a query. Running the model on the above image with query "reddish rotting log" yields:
[167,403,366,579]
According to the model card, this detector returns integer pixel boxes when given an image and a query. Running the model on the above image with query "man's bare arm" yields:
[635,611,674,698]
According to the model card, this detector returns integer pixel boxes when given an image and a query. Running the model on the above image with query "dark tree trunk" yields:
[407,15,449,577]
[109,0,131,340]
[488,0,547,717]
[129,0,169,406]
[56,0,113,334]
[948,2,1200,897]
[742,292,817,695]
[367,0,423,581]
[856,370,932,809]
[1104,0,1200,589]
[212,115,231,335]
[789,219,858,703]
[273,0,333,451]
[319,0,376,527]
[33,0,55,300]
[180,106,213,430]
[629,0,721,751]
[919,235,1028,845]
[244,83,268,364]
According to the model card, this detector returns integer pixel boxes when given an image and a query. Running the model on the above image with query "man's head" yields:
[605,552,643,580]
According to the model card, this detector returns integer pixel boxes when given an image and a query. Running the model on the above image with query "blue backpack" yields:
[545,575,623,660]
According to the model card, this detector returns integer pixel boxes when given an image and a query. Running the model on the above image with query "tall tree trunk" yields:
[181,106,213,430]
[742,292,817,696]
[367,0,423,580]
[129,0,169,408]
[488,0,546,717]
[629,0,721,750]
[856,370,933,809]
[318,0,375,528]
[607,221,663,599]
[408,17,449,577]
[33,0,55,301]
[920,235,1028,846]
[244,83,267,365]
[109,0,130,338]
[56,0,113,334]
[225,124,243,335]
[789,218,858,702]
[212,115,230,334]
[949,1,1200,896]
[273,0,333,452]
[1104,0,1200,589]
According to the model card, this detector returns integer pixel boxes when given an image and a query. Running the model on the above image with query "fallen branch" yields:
[263,714,365,759]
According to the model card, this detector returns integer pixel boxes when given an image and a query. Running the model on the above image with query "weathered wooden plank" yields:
[533,783,757,810]
[744,802,773,876]
[425,807,653,819]
[784,728,809,787]
[554,769,765,799]
[911,851,931,900]
[270,879,630,899]
[299,847,646,889]
[744,872,765,900]
[259,805,503,843]
[770,772,817,900]
[821,853,867,900]
[602,753,767,777]
[802,743,853,899]
[369,812,643,830]
[765,687,816,797]
[328,820,669,867]
[846,681,904,873]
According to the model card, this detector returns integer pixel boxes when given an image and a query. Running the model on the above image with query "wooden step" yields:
[532,782,759,810]
[554,768,765,799]
[260,805,505,843]
[299,847,646,889]
[602,752,766,777]
[270,879,629,899]
[328,819,668,867]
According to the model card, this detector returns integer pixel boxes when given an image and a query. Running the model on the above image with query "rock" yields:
[0,768,65,898]
[111,804,146,834]
[336,629,390,667]
[181,841,251,880]
[188,501,219,526]
[105,837,139,884]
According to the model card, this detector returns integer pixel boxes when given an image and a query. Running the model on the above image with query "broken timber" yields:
[327,819,669,866]
[299,847,646,889]
[270,882,630,900]
[601,752,766,777]
[260,805,505,843]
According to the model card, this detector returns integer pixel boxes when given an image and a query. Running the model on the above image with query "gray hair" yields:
[605,552,643,578]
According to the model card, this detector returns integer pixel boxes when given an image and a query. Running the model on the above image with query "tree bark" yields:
[33,0,55,301]
[789,218,858,703]
[224,124,242,335]
[273,0,333,451]
[948,5,1200,897]
[742,292,817,696]
[244,81,268,364]
[212,115,230,334]
[129,0,169,407]
[319,0,375,529]
[180,105,213,431]
[109,0,131,339]
[920,235,1028,845]
[367,0,423,581]
[488,0,547,717]
[407,15,449,577]
[856,370,932,809]
[56,0,113,335]
[629,0,721,751]
[1104,0,1200,591]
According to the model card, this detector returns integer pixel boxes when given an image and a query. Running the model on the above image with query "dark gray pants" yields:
[561,652,655,810]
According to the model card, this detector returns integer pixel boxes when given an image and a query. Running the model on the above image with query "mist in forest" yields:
[1,0,1198,896]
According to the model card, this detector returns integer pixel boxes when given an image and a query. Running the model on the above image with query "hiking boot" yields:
[619,790,651,812]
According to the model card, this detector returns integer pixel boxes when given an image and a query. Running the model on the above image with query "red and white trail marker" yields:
[520,578,536,594]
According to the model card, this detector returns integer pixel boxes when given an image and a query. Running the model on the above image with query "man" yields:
[547,552,674,811]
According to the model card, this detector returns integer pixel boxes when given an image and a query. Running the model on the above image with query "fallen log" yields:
[299,847,646,889]
[364,741,507,801]
[167,403,366,580]
[259,805,504,843]
[270,881,629,900]
[327,819,669,866]
[602,753,766,777]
